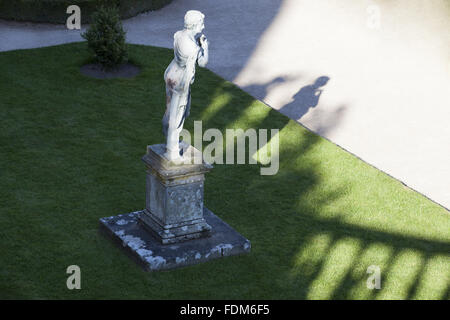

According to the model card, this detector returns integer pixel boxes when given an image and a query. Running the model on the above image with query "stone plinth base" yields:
[99,209,251,271]
[141,142,213,244]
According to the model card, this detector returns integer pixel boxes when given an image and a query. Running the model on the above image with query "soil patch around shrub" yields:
[80,62,140,79]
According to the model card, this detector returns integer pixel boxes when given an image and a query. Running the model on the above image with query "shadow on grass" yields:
[190,62,450,300]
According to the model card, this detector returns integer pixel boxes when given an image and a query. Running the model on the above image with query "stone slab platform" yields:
[99,208,251,271]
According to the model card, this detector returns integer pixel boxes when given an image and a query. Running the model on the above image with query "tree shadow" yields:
[186,67,449,300]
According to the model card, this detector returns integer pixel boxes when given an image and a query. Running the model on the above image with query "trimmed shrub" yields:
[82,6,128,69]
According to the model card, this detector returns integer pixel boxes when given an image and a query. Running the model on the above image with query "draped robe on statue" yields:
[162,30,206,160]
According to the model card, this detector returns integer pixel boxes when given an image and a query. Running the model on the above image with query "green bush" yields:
[82,6,128,69]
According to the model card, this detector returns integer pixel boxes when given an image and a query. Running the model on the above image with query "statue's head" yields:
[314,76,330,88]
[184,10,205,35]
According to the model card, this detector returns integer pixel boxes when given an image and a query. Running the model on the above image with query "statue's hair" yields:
[184,10,204,30]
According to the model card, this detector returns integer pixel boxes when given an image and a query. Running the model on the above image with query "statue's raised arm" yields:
[162,10,209,162]
[197,34,209,68]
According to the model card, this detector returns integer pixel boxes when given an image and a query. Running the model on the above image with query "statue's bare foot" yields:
[163,149,184,165]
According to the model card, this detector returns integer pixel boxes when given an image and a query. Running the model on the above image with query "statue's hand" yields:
[199,34,208,49]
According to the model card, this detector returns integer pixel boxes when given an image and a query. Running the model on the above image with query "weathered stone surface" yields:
[162,10,208,162]
[141,142,213,244]
[99,141,250,270]
[99,208,251,271]
[143,142,212,178]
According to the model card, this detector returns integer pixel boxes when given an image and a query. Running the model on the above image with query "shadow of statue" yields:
[242,76,289,102]
[280,76,330,121]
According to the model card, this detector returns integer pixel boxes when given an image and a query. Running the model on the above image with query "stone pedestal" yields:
[139,142,212,244]
[99,142,251,271]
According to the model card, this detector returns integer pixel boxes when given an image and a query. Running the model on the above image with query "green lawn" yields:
[0,42,448,299]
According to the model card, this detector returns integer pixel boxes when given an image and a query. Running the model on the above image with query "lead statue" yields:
[162,10,209,162]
